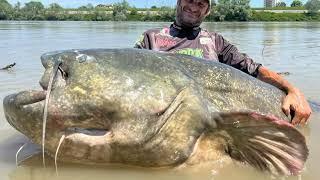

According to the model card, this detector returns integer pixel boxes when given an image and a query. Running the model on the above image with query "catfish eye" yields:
[39,62,67,90]
[58,66,68,80]
[76,54,97,63]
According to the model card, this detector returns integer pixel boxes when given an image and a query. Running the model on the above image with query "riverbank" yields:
[250,11,320,21]
[1,10,320,22]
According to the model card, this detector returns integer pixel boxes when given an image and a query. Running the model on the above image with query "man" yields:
[134,0,311,125]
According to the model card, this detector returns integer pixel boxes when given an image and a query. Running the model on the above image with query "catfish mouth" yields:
[3,58,110,142]
[3,90,47,132]
[5,90,47,107]
[3,89,112,162]
[4,58,65,132]
[3,90,110,136]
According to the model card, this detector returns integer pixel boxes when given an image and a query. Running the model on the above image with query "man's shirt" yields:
[134,24,261,77]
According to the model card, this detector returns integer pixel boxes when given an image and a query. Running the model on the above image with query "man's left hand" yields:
[282,88,312,125]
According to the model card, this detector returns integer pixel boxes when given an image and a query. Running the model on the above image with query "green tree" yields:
[78,5,87,10]
[12,2,22,20]
[112,0,129,21]
[46,3,64,21]
[114,11,126,21]
[276,1,287,7]
[13,1,20,10]
[211,0,217,6]
[291,0,303,7]
[0,0,12,20]
[86,3,94,10]
[158,6,175,21]
[48,3,63,11]
[305,0,320,14]
[214,0,252,21]
[159,6,173,11]
[93,10,113,21]
[130,7,138,15]
[0,0,11,9]
[78,3,94,10]
[23,1,44,12]
[21,1,45,20]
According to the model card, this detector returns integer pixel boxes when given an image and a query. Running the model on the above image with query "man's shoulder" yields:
[142,26,170,36]
[134,26,171,49]
[200,28,221,38]
[143,28,161,34]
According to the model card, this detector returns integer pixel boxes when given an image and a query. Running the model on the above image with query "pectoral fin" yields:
[209,112,308,176]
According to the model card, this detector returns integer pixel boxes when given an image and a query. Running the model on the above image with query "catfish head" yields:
[3,49,208,166]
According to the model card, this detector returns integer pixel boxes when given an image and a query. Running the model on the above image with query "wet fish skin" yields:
[3,49,307,175]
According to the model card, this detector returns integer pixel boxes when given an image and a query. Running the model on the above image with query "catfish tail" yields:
[208,112,308,176]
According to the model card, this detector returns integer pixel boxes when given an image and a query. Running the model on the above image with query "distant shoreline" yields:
[1,11,319,22]
[1,0,320,22]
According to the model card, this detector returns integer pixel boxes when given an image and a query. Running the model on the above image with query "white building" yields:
[264,0,280,7]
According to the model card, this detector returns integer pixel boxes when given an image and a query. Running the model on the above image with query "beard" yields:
[175,3,206,28]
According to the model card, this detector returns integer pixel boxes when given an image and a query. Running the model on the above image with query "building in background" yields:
[264,0,279,7]
[96,4,114,10]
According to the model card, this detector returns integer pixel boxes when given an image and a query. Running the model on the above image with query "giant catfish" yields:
[3,49,308,176]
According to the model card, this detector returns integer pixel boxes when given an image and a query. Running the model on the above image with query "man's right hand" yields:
[282,88,312,125]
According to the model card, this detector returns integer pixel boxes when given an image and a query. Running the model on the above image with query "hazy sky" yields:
[7,0,308,8]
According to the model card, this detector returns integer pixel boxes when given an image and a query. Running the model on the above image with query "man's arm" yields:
[215,33,312,125]
[134,30,156,49]
[257,66,312,125]
[215,33,261,77]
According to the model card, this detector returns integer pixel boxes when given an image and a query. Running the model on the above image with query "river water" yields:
[0,21,319,180]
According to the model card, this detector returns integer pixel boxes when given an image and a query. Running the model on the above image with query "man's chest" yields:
[151,32,219,61]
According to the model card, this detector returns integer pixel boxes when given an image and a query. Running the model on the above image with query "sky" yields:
[7,0,308,8]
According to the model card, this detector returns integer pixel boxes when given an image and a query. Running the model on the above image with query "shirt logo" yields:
[176,48,204,58]
[200,37,211,45]
[155,36,177,48]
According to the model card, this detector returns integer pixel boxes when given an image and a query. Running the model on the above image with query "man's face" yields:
[176,0,210,27]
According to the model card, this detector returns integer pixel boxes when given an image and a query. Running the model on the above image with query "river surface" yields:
[0,21,319,180]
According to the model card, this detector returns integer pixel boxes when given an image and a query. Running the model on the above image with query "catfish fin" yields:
[209,112,308,176]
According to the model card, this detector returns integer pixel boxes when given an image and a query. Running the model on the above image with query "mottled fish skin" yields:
[3,49,306,175]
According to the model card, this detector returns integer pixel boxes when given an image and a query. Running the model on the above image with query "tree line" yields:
[0,0,320,21]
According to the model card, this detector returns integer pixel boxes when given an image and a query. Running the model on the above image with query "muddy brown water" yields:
[0,21,319,180]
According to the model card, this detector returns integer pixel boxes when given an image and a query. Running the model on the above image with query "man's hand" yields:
[282,88,312,125]
[257,66,312,125]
